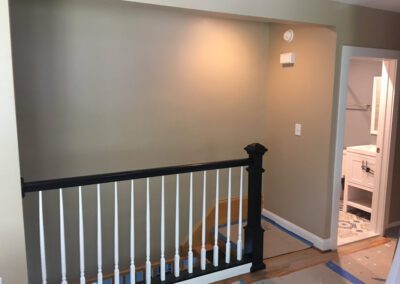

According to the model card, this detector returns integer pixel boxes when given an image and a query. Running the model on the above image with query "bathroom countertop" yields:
[346,144,377,156]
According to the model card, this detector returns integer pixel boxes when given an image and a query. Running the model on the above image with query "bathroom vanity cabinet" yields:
[343,145,377,215]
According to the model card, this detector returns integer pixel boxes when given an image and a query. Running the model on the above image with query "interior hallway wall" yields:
[0,0,28,282]
[10,0,269,282]
[344,59,381,147]
[128,0,400,243]
[9,2,400,283]
[264,24,337,238]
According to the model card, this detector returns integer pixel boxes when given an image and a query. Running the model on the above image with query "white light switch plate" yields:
[295,123,302,136]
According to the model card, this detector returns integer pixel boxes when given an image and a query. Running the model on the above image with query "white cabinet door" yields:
[364,157,375,189]
[346,153,375,190]
[346,154,364,186]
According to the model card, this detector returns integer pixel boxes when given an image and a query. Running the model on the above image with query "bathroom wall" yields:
[343,59,381,147]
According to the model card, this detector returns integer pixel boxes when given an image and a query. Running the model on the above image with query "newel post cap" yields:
[244,143,268,155]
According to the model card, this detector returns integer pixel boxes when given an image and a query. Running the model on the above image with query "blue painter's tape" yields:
[92,278,116,284]
[218,217,313,247]
[136,271,144,282]
[166,263,172,272]
[326,261,365,284]
[261,215,314,247]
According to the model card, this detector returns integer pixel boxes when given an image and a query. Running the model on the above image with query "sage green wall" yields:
[129,0,400,235]
[10,0,269,282]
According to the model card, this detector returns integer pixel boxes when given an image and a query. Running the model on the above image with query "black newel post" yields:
[244,143,267,272]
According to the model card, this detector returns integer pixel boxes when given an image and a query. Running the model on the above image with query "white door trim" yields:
[375,59,398,234]
[330,46,400,250]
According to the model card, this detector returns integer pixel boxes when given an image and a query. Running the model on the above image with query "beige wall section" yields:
[127,0,400,48]
[264,24,337,238]
[8,0,400,282]
[128,0,400,235]
[0,0,28,283]
[10,0,269,282]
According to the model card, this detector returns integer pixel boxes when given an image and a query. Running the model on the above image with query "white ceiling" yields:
[331,0,400,13]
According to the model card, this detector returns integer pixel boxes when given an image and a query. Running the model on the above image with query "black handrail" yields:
[21,142,268,275]
[22,158,251,193]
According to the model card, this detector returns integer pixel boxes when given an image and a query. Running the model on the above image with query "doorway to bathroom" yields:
[331,46,400,248]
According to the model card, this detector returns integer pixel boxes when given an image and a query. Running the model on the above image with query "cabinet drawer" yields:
[346,154,375,189]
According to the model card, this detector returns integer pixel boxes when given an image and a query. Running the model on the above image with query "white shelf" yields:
[351,184,373,193]
[347,200,372,213]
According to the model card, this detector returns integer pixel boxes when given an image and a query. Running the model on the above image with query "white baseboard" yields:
[262,209,332,251]
[387,221,400,229]
[179,263,251,283]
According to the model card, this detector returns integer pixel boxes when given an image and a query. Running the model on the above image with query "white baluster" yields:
[59,189,67,284]
[97,185,103,284]
[237,167,244,261]
[213,169,220,267]
[200,171,207,270]
[130,180,136,284]
[188,172,194,274]
[174,174,180,277]
[160,176,166,281]
[78,187,85,284]
[114,182,119,284]
[39,191,47,284]
[145,178,151,284]
[225,168,232,264]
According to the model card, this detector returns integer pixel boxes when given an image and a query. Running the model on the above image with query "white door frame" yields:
[330,46,400,249]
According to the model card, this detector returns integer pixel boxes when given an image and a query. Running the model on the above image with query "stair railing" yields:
[22,143,267,284]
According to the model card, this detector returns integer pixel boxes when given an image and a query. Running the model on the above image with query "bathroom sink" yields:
[346,145,377,156]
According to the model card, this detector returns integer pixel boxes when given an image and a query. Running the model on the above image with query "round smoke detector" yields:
[283,29,294,43]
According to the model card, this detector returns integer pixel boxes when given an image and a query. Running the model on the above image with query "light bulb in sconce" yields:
[283,29,294,43]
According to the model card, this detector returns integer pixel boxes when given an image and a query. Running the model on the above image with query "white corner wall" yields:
[0,0,28,282]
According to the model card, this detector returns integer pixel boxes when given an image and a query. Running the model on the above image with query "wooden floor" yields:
[215,236,390,283]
